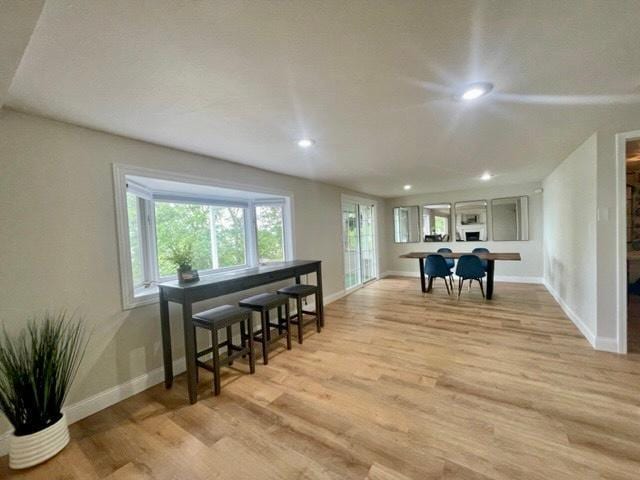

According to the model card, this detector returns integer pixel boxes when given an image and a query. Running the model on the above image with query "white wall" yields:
[595,109,640,351]
[543,134,598,344]
[0,109,387,439]
[386,182,543,281]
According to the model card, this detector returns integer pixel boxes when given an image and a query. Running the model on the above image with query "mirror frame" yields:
[454,199,489,242]
[422,203,452,242]
[393,205,421,243]
[490,195,530,241]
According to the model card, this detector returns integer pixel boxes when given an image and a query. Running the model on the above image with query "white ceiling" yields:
[5,0,640,197]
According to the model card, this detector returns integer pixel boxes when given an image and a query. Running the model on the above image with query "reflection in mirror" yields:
[455,200,488,241]
[393,206,420,243]
[491,196,529,241]
[422,204,451,242]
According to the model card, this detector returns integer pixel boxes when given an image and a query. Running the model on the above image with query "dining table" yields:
[399,251,522,300]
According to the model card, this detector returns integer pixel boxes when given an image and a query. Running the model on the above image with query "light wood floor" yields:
[3,277,640,479]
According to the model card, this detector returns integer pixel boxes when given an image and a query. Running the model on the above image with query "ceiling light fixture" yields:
[458,82,494,101]
[403,185,412,191]
[480,172,493,181]
[297,138,315,148]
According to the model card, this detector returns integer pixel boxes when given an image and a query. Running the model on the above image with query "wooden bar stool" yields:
[277,284,321,344]
[192,305,255,396]
[239,293,291,365]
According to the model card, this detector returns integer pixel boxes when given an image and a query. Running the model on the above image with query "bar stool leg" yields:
[315,292,322,333]
[226,325,233,366]
[247,315,256,374]
[211,328,221,396]
[285,302,292,350]
[240,320,246,355]
[265,309,271,342]
[295,296,304,344]
[260,310,269,365]
[193,326,199,384]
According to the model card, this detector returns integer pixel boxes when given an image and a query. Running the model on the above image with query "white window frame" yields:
[113,164,295,309]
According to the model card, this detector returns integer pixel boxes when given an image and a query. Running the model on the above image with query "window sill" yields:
[125,286,159,310]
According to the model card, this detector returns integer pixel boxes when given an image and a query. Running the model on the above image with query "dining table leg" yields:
[486,260,495,300]
[160,293,173,389]
[181,300,197,404]
[419,258,426,292]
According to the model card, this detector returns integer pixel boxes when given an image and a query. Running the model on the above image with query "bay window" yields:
[114,165,293,309]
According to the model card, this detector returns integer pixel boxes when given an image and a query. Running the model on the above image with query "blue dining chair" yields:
[437,247,455,270]
[425,254,453,295]
[455,254,486,298]
[472,247,490,272]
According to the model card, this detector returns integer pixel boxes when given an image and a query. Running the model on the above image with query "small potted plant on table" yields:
[0,312,87,469]
[168,242,200,283]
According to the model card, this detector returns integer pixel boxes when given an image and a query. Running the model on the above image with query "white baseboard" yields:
[382,270,543,284]
[594,336,619,353]
[0,356,189,457]
[543,280,622,353]
[0,286,351,457]
[543,280,596,347]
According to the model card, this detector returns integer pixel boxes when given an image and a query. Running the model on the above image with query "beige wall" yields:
[543,134,598,342]
[386,182,544,280]
[0,109,387,435]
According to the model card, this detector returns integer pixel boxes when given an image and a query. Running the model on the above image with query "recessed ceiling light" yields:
[297,138,315,148]
[458,82,494,101]
[481,172,493,181]
[403,185,412,190]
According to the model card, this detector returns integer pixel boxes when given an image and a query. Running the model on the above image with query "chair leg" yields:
[247,316,255,374]
[226,325,233,366]
[296,296,304,344]
[479,278,485,298]
[315,293,321,333]
[260,310,269,365]
[285,302,292,350]
[458,278,464,297]
[443,276,450,295]
[211,328,220,396]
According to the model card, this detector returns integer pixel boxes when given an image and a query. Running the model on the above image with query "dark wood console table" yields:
[158,260,323,403]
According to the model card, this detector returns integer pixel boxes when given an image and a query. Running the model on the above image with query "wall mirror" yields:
[393,206,420,243]
[491,196,529,241]
[422,204,451,242]
[454,200,488,241]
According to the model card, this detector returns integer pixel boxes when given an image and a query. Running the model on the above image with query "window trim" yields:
[113,163,295,310]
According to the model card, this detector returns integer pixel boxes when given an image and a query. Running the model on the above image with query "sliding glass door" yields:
[342,197,377,289]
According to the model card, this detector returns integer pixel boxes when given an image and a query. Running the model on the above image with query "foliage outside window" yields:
[120,174,291,308]
[255,204,285,263]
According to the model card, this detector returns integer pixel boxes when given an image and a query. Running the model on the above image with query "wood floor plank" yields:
[2,278,640,479]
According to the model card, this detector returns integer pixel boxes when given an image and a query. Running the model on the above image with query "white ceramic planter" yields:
[9,414,70,469]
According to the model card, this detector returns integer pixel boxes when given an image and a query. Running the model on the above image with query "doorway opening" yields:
[342,196,378,290]
[624,135,640,353]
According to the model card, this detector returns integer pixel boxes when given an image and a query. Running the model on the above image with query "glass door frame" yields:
[341,194,379,291]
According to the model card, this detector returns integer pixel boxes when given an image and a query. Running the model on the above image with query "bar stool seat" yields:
[277,284,322,344]
[277,284,318,297]
[239,293,291,365]
[192,305,255,397]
